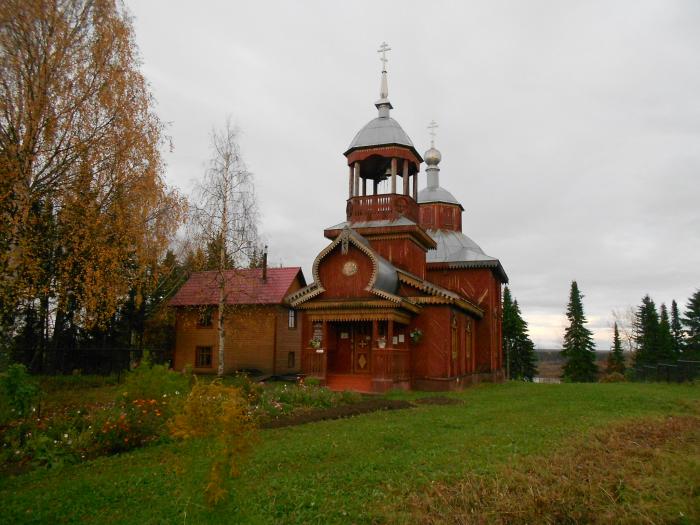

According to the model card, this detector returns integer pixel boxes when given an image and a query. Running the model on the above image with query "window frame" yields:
[195,346,213,368]
[288,309,296,329]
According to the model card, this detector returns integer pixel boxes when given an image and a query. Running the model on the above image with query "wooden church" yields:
[286,44,508,392]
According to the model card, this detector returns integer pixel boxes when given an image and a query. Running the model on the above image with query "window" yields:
[195,346,212,368]
[287,351,296,368]
[288,309,296,329]
[197,307,213,328]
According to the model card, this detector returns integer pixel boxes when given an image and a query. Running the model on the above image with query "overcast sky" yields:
[127,0,700,349]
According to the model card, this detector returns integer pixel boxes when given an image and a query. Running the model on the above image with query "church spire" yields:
[375,41,393,117]
[424,120,442,188]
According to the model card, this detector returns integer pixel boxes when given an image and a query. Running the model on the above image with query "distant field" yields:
[1,382,698,524]
[535,350,611,378]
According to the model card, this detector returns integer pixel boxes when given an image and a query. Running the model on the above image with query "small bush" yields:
[600,372,626,383]
[0,364,41,422]
[121,354,188,409]
[169,379,257,506]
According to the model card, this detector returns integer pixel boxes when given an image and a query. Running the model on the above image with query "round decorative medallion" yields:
[342,260,358,276]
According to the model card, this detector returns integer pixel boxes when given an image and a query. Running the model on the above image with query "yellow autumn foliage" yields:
[169,379,257,506]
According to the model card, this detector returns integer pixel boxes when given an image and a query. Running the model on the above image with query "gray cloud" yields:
[128,0,700,349]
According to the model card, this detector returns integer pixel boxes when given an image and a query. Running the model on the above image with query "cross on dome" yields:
[427,120,438,147]
[377,41,391,72]
[376,41,392,111]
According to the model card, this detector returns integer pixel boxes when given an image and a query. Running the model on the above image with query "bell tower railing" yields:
[346,193,419,224]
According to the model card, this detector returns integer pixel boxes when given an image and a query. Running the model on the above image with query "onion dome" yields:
[417,141,462,208]
[344,42,419,158]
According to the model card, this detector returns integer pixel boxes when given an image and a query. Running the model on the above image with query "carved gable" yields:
[317,243,374,299]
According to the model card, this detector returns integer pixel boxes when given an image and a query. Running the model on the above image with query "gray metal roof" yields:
[325,217,417,231]
[346,116,414,151]
[425,229,508,283]
[339,227,399,295]
[417,186,462,207]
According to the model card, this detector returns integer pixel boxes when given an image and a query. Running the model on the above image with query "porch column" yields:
[390,158,397,194]
[402,160,409,195]
[387,319,394,349]
[412,171,418,199]
[362,177,367,196]
[348,165,354,198]
[373,179,379,195]
[372,320,378,347]
[320,320,328,378]
[354,162,360,197]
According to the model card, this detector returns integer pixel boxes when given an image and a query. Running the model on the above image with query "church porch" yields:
[302,315,412,393]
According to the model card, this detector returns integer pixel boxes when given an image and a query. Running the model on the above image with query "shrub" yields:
[0,364,41,421]
[600,372,626,383]
[169,379,257,505]
[120,353,188,412]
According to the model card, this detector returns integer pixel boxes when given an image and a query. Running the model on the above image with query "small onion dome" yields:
[424,146,441,166]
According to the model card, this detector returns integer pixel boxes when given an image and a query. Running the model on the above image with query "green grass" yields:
[1,382,698,524]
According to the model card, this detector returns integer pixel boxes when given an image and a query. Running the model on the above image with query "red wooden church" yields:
[287,46,508,392]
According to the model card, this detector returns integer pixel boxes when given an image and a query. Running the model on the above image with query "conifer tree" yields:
[634,295,660,366]
[511,300,538,381]
[606,323,625,374]
[681,289,700,359]
[560,281,598,382]
[670,300,684,354]
[502,287,516,379]
[502,288,538,381]
[658,303,677,361]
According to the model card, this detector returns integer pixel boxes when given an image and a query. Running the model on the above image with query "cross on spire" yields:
[428,120,438,147]
[377,41,391,72]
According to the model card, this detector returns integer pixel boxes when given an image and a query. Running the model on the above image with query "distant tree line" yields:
[509,282,700,383]
[632,291,700,366]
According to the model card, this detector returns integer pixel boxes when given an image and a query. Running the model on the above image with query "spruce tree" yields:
[681,289,700,359]
[670,300,683,354]
[606,322,625,374]
[658,303,677,361]
[502,287,538,381]
[511,300,538,380]
[560,281,598,382]
[634,295,660,366]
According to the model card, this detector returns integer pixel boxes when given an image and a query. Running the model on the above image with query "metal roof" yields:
[169,267,305,306]
[417,186,462,207]
[425,229,509,283]
[346,116,414,152]
[325,217,417,231]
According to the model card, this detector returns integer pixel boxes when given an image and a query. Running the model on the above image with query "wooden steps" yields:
[325,373,373,393]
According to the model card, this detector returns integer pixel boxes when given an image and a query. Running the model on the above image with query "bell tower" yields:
[325,43,435,278]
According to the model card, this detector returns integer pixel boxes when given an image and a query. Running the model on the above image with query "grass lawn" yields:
[1,382,698,524]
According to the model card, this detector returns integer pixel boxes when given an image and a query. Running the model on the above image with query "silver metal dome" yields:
[347,116,414,151]
[417,185,462,206]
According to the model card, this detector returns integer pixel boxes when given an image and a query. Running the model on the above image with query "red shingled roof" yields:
[169,267,305,306]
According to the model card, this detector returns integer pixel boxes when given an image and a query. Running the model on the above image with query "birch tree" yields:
[191,121,258,376]
[0,0,185,370]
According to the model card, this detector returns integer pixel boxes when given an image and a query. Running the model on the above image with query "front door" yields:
[333,323,353,373]
[330,322,372,374]
[353,323,371,374]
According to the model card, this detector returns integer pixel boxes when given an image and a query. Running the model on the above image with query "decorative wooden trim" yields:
[307,310,412,324]
[310,227,379,294]
[397,270,484,318]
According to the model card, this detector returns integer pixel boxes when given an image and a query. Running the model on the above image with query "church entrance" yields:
[328,322,372,375]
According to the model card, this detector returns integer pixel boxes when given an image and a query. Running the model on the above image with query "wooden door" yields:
[333,323,352,373]
[353,323,371,374]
